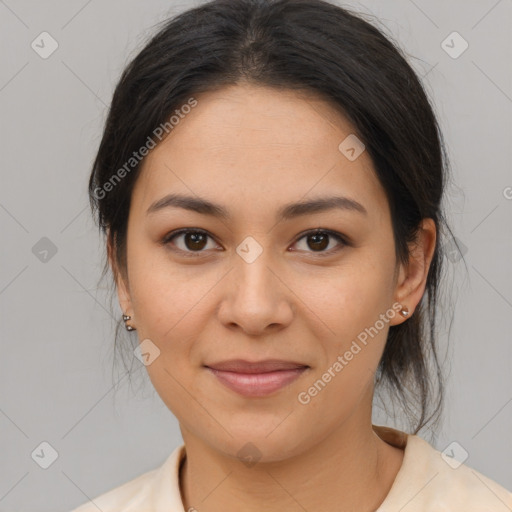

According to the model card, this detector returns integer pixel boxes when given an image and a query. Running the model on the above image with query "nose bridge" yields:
[233,235,277,299]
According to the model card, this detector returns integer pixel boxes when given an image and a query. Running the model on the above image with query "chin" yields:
[207,426,306,465]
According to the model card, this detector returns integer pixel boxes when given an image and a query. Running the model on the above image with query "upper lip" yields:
[205,359,309,373]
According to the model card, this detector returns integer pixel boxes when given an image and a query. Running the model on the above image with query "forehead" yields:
[132,83,388,222]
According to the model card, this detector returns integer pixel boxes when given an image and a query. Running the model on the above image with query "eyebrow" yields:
[146,193,367,220]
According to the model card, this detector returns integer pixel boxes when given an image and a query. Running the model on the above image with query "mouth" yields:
[204,359,310,397]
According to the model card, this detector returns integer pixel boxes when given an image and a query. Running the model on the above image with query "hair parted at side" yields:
[89,0,462,435]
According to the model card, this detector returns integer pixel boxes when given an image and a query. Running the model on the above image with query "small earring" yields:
[122,313,136,331]
[399,306,410,317]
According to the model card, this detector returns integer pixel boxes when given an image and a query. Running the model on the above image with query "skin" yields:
[110,82,436,511]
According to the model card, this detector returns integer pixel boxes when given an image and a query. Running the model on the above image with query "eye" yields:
[161,228,220,256]
[161,228,349,258]
[291,229,348,256]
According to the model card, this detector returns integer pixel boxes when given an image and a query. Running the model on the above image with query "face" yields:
[113,83,434,462]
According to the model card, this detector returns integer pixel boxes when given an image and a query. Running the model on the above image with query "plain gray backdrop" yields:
[1,1,511,511]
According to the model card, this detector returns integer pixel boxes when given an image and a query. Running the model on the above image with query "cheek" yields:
[301,257,395,398]
[125,246,216,398]
[144,360,207,436]
[300,258,394,341]
[127,242,217,334]
[299,313,388,426]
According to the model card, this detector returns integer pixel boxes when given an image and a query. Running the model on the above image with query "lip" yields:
[204,359,309,397]
[205,359,308,373]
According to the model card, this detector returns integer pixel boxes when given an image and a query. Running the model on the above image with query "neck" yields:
[178,416,404,512]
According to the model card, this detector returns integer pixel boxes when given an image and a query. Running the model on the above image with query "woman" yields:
[72,0,512,510]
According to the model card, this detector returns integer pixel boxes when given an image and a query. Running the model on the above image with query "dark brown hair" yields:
[89,0,461,434]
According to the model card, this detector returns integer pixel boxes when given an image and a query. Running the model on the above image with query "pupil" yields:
[309,233,328,251]
[186,232,207,250]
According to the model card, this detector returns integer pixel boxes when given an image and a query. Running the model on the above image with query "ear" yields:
[390,218,437,326]
[107,232,133,319]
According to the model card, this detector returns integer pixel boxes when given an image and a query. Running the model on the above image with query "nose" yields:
[217,247,294,336]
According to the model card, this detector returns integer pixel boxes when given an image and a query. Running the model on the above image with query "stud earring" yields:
[122,313,136,331]
[399,306,410,317]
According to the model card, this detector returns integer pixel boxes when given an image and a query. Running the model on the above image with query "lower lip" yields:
[206,367,308,397]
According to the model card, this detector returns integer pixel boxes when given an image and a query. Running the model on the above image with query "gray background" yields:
[0,0,511,510]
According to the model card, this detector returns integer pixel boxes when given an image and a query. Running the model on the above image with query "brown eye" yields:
[162,229,218,255]
[307,232,329,251]
[292,229,347,255]
[183,231,208,251]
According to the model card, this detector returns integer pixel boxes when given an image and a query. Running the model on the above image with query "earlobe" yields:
[122,313,136,331]
[398,306,410,318]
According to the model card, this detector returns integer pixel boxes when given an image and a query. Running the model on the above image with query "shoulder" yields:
[379,432,512,511]
[68,445,186,512]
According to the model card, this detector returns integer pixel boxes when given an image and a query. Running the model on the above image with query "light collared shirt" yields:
[70,424,512,511]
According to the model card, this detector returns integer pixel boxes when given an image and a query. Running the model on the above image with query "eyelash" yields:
[161,228,349,258]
